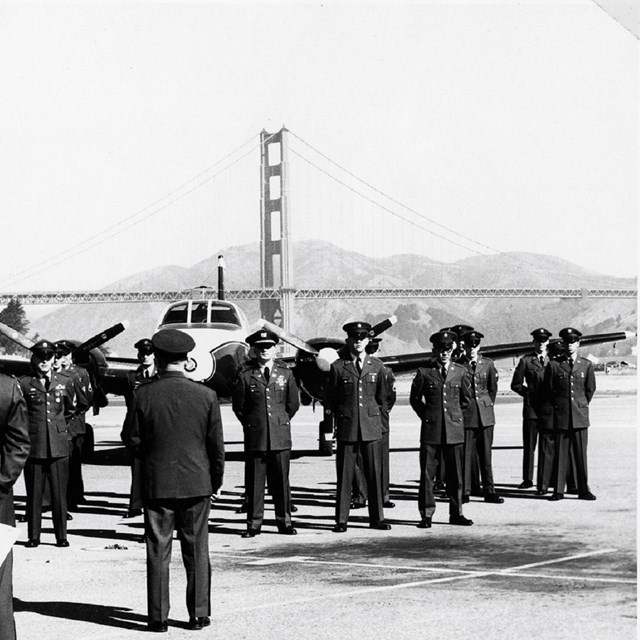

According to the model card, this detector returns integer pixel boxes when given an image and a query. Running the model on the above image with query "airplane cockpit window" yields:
[191,302,208,324]
[210,305,242,326]
[161,303,188,325]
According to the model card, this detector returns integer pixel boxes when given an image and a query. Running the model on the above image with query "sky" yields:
[0,0,637,294]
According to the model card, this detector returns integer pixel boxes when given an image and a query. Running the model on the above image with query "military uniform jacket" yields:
[231,359,300,452]
[324,351,389,442]
[543,356,595,431]
[122,371,225,500]
[460,356,498,428]
[510,353,550,421]
[19,371,75,459]
[0,374,30,507]
[371,357,396,435]
[124,365,159,408]
[64,363,94,436]
[409,360,473,446]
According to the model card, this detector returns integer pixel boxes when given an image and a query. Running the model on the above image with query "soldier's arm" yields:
[585,362,596,403]
[206,392,225,495]
[460,368,473,417]
[0,379,30,499]
[409,370,426,420]
[121,392,142,456]
[385,368,397,412]
[230,373,246,424]
[510,358,527,397]
[285,370,300,419]
[487,361,499,404]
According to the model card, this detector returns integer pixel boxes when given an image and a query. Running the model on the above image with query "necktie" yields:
[143,370,149,379]
[264,366,270,383]
[441,366,447,379]
[471,361,477,371]
[356,358,362,374]
[539,356,545,366]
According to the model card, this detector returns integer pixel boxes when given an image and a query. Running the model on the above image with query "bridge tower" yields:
[260,127,294,333]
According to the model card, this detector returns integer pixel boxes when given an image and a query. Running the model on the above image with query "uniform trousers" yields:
[335,439,384,525]
[553,428,589,495]
[245,449,292,531]
[419,443,464,519]
[536,428,555,492]
[0,498,17,640]
[24,456,69,541]
[67,433,85,507]
[350,432,391,504]
[522,417,539,484]
[463,426,495,495]
[145,496,211,623]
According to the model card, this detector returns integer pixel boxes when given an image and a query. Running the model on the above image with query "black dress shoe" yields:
[484,493,504,504]
[235,503,248,514]
[278,526,297,535]
[56,539,70,547]
[383,501,395,508]
[332,523,347,533]
[369,521,391,530]
[124,508,143,518]
[25,539,40,548]
[66,513,73,521]
[578,492,597,501]
[241,529,260,538]
[518,480,533,489]
[148,621,168,633]
[350,501,366,509]
[417,518,432,529]
[187,616,211,630]
[290,503,298,513]
[462,495,470,504]
[535,489,547,496]
[548,493,564,501]
[449,515,473,526]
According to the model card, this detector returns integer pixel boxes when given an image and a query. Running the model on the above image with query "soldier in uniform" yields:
[53,340,93,511]
[350,337,397,510]
[0,372,29,640]
[324,321,391,532]
[510,328,553,492]
[20,340,75,547]
[410,330,474,527]
[122,329,225,632]
[459,330,503,504]
[546,328,597,502]
[232,329,300,537]
[123,338,158,518]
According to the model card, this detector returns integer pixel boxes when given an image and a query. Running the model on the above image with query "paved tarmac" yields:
[10,372,637,640]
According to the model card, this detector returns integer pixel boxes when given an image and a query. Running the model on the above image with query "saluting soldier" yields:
[510,328,553,492]
[20,340,76,548]
[0,373,29,640]
[232,329,300,537]
[546,328,597,502]
[409,330,474,528]
[458,331,503,504]
[324,321,391,532]
[53,340,94,511]
[123,338,158,519]
[122,329,225,632]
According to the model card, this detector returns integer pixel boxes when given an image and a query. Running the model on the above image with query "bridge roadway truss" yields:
[0,287,636,305]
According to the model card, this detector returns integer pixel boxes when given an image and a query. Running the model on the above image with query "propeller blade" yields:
[0,321,34,350]
[256,319,319,355]
[76,321,130,352]
[370,315,397,338]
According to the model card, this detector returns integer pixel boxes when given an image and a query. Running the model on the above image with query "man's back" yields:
[123,371,224,500]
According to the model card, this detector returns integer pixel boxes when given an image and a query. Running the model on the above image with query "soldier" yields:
[459,331,503,504]
[123,338,158,519]
[350,337,397,510]
[546,328,597,502]
[53,340,93,511]
[122,329,225,632]
[232,329,300,537]
[0,373,29,640]
[510,328,553,492]
[324,321,391,532]
[20,340,75,547]
[409,330,474,528]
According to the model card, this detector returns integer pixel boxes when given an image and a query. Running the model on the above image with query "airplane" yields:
[0,288,634,455]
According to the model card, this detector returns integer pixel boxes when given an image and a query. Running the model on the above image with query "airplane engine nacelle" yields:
[293,337,345,403]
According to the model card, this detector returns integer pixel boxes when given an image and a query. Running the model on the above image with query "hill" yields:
[28,240,637,358]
